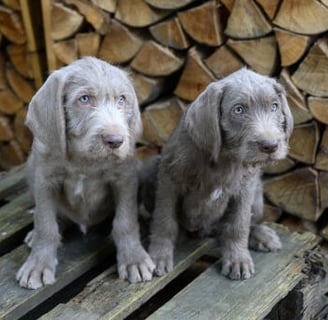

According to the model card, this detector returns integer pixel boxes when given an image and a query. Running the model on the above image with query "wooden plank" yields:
[0,165,26,200]
[41,238,213,320]
[146,225,319,320]
[0,228,115,320]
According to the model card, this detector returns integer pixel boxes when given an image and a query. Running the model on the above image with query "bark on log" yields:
[314,126,328,171]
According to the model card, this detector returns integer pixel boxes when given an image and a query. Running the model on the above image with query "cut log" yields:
[291,39,328,97]
[91,0,117,13]
[0,6,26,44]
[7,45,33,79]
[145,0,196,10]
[0,140,25,170]
[53,39,78,65]
[98,20,143,64]
[279,69,312,125]
[274,0,328,35]
[263,204,282,222]
[2,0,20,11]
[136,145,160,160]
[0,117,14,142]
[174,47,216,101]
[0,89,23,115]
[76,32,100,57]
[225,0,272,39]
[130,71,165,106]
[221,0,234,11]
[289,121,319,165]
[255,0,281,20]
[14,108,32,153]
[319,171,328,209]
[315,126,328,171]
[142,98,185,146]
[321,224,328,241]
[204,45,244,78]
[115,0,170,28]
[50,2,83,41]
[6,67,35,103]
[227,36,277,75]
[63,0,110,35]
[149,17,190,50]
[274,28,310,67]
[263,157,296,175]
[264,167,321,221]
[130,41,184,77]
[178,1,224,46]
[0,53,6,90]
[280,215,318,234]
[308,96,328,125]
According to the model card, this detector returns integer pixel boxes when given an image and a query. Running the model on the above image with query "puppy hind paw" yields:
[249,224,282,252]
[153,257,174,277]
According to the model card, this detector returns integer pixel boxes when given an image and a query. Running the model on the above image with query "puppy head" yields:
[185,68,293,165]
[26,57,142,161]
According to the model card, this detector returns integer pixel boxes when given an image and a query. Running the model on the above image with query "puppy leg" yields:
[111,167,155,283]
[148,173,179,276]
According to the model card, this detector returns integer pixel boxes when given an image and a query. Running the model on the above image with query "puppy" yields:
[17,57,154,289]
[148,69,293,280]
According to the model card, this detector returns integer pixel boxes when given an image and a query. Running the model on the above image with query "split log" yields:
[130,41,184,77]
[7,44,33,79]
[6,67,34,103]
[263,204,282,222]
[2,0,20,11]
[204,45,244,78]
[136,145,160,160]
[319,171,328,209]
[178,1,224,46]
[314,126,328,171]
[289,121,319,165]
[98,20,143,64]
[221,0,234,11]
[0,89,23,115]
[264,167,321,221]
[321,224,328,241]
[91,0,117,13]
[142,98,185,146]
[0,53,6,90]
[115,0,170,28]
[0,6,26,44]
[255,0,281,20]
[274,28,310,67]
[0,117,14,141]
[279,69,312,125]
[14,108,32,153]
[51,2,83,41]
[0,140,25,170]
[225,0,272,39]
[149,17,190,50]
[308,97,328,125]
[291,39,328,97]
[76,32,100,57]
[227,36,277,75]
[63,0,110,35]
[263,158,296,175]
[280,215,318,234]
[130,71,165,106]
[145,0,196,10]
[53,39,78,65]
[274,0,328,35]
[174,47,216,101]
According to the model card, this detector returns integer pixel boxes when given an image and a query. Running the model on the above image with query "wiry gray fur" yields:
[17,57,154,289]
[148,69,293,280]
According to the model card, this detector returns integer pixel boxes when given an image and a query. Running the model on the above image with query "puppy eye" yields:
[79,95,90,105]
[271,102,279,112]
[117,95,126,108]
[233,105,245,115]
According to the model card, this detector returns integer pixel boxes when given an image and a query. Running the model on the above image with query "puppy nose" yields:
[258,140,278,154]
[102,134,124,149]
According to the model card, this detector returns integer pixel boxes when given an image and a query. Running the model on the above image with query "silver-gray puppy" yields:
[148,68,293,280]
[17,57,154,289]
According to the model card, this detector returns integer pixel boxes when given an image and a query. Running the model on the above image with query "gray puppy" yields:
[148,69,293,280]
[17,57,154,289]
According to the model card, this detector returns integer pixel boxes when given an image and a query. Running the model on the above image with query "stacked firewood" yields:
[2,0,328,238]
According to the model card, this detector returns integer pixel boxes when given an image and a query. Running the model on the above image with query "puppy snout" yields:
[258,140,278,154]
[102,134,124,149]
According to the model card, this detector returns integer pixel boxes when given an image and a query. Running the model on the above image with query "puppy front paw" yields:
[220,249,254,280]
[249,224,282,252]
[17,251,58,289]
[117,247,155,283]
[149,243,174,277]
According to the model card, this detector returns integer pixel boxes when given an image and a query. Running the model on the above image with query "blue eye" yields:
[271,102,279,112]
[118,95,126,106]
[79,95,90,104]
[233,105,245,115]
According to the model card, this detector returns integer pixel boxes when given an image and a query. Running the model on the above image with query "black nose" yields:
[102,134,124,149]
[258,140,278,154]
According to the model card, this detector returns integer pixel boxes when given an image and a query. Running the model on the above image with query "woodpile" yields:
[1,0,328,238]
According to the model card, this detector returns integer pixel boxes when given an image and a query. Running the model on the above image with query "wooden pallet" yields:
[0,167,327,320]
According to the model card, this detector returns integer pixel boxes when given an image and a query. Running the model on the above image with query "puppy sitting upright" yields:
[17,57,154,289]
[149,69,293,280]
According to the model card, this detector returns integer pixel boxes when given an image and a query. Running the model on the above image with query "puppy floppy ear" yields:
[26,70,67,158]
[185,82,224,162]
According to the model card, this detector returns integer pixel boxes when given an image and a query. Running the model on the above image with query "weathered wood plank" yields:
[0,228,115,320]
[146,225,319,320]
[41,238,213,320]
[0,165,26,200]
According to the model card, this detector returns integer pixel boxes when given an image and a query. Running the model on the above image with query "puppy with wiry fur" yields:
[148,69,293,280]
[17,57,154,289]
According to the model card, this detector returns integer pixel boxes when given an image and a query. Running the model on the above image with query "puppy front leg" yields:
[149,174,179,276]
[111,170,154,283]
[17,179,60,289]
